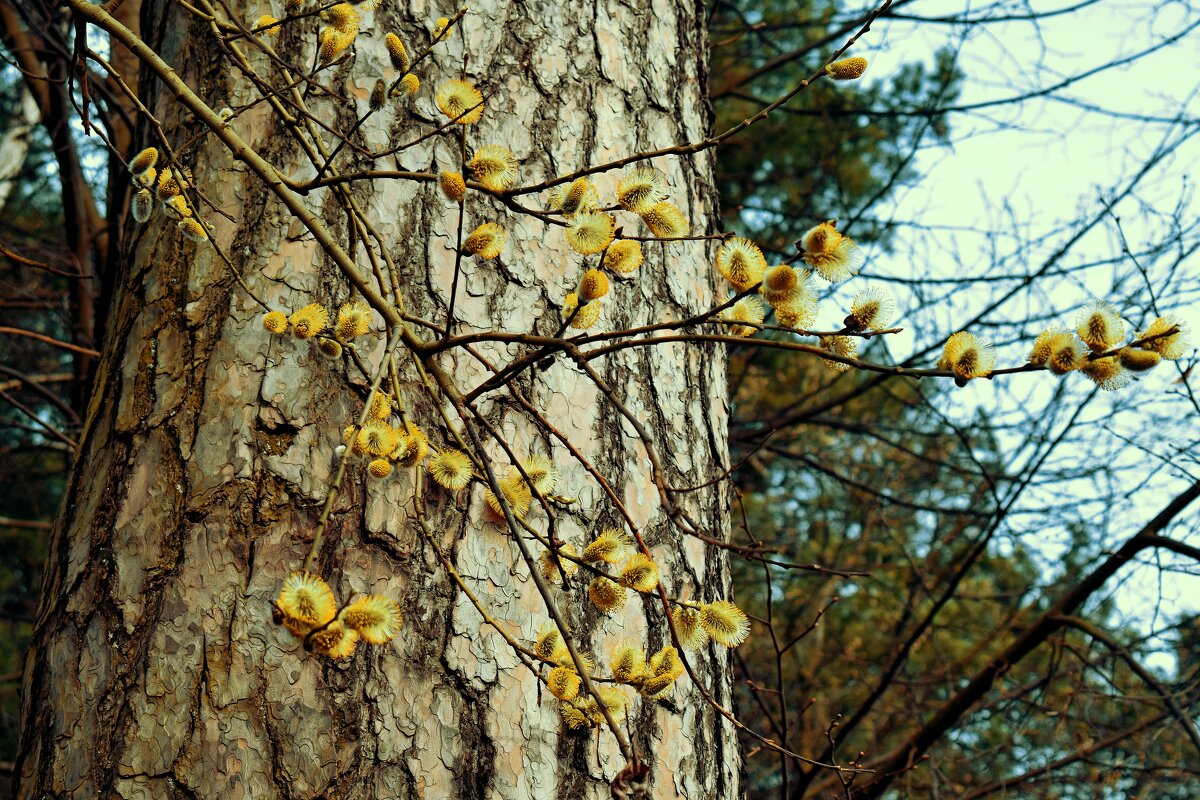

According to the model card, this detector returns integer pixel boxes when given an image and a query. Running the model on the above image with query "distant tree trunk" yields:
[16,0,739,797]
[0,78,37,213]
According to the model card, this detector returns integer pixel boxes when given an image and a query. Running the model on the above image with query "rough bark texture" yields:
[17,1,738,798]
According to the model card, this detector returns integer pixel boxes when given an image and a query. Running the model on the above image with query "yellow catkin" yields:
[801,221,835,256]
[578,268,609,302]
[289,304,329,339]
[590,686,628,725]
[1081,356,1132,390]
[720,296,765,337]
[539,544,579,583]
[367,392,392,421]
[761,265,798,300]
[775,290,819,329]
[547,666,581,700]
[571,302,601,330]
[384,33,410,73]
[306,621,358,659]
[610,641,646,684]
[318,27,356,64]
[1029,328,1064,365]
[395,424,430,468]
[617,167,668,213]
[177,218,209,243]
[1119,348,1161,372]
[315,337,342,359]
[1136,315,1189,360]
[699,600,750,647]
[156,167,181,201]
[639,202,688,238]
[435,79,484,124]
[357,420,399,457]
[800,221,864,282]
[535,623,567,662]
[338,595,402,645]
[1077,300,1125,352]
[554,177,599,218]
[336,299,371,339]
[428,449,473,491]
[133,166,156,191]
[323,3,359,32]
[484,468,533,518]
[825,56,868,80]
[565,213,616,255]
[1049,337,1086,375]
[716,238,767,290]
[520,454,557,494]
[439,171,466,202]
[938,331,994,381]
[263,311,289,334]
[130,147,159,175]
[464,222,508,259]
[254,14,280,34]
[649,645,684,679]
[588,577,627,612]
[819,335,857,372]
[397,73,420,96]
[562,292,601,330]
[468,145,519,192]
[845,287,896,332]
[639,671,678,698]
[673,605,708,650]
[618,553,660,593]
[561,701,594,730]
[276,571,337,636]
[768,271,818,325]
[602,240,644,274]
[583,529,631,564]
[162,194,193,219]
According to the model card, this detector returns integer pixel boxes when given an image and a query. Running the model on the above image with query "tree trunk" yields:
[16,0,739,798]
[0,77,37,214]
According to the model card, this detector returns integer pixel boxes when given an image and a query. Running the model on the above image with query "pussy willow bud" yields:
[578,269,609,302]
[384,33,410,73]
[131,189,154,223]
[439,172,466,203]
[129,147,158,175]
[393,73,420,97]
[1119,347,1161,372]
[262,311,289,335]
[464,223,507,259]
[825,56,868,81]
[177,218,209,243]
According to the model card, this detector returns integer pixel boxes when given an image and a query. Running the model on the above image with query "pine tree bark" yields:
[16,1,739,798]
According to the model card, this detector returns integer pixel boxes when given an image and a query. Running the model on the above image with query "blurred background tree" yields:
[0,54,83,761]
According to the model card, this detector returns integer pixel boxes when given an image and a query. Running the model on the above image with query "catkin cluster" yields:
[1024,302,1189,390]
[126,147,210,242]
